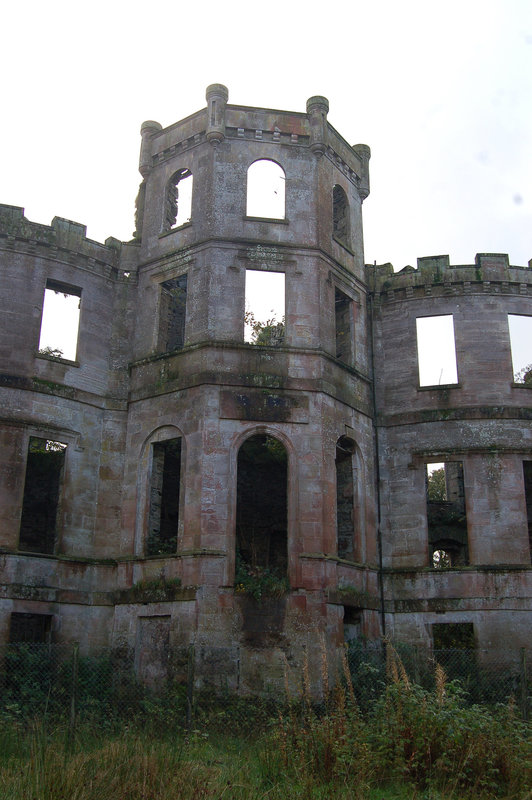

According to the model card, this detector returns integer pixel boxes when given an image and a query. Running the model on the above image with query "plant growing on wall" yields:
[234,551,289,602]
[514,362,532,385]
[244,310,285,346]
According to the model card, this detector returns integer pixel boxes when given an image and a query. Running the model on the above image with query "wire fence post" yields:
[186,642,195,730]
[519,647,528,721]
[69,642,79,742]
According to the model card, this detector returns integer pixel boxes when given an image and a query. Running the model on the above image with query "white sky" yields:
[2,0,530,273]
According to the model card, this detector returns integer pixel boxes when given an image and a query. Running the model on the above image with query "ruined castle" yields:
[1,85,530,692]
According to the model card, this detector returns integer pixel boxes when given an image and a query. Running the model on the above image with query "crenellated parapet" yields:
[367,253,532,303]
[0,204,124,277]
[136,85,370,200]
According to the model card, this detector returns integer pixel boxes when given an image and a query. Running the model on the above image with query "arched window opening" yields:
[147,438,182,555]
[19,437,68,554]
[246,160,285,219]
[426,462,469,566]
[336,436,356,561]
[163,169,192,231]
[236,435,288,578]
[332,185,349,245]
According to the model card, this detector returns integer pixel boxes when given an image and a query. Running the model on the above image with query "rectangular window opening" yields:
[508,314,532,384]
[523,461,532,562]
[244,270,285,346]
[426,461,468,567]
[158,274,187,352]
[336,436,357,561]
[335,288,354,363]
[416,315,458,387]
[38,280,81,361]
[432,622,475,651]
[343,607,362,643]
[9,612,52,643]
[147,438,182,556]
[19,437,67,554]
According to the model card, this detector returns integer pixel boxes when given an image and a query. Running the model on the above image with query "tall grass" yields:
[0,646,530,800]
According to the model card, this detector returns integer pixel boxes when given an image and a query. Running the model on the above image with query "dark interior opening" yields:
[236,434,288,576]
[336,436,356,560]
[147,438,181,556]
[335,288,353,363]
[524,461,532,561]
[158,274,187,352]
[19,437,67,554]
[432,622,475,651]
[10,612,52,643]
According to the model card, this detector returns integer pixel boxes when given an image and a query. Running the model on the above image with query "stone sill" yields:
[36,353,79,368]
[158,221,192,238]
[0,548,224,565]
[243,215,288,225]
[417,383,461,391]
[332,235,355,256]
[383,564,532,575]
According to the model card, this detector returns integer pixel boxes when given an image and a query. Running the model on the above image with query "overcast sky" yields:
[2,0,531,271]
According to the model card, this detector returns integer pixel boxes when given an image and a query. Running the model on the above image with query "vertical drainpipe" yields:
[368,263,386,638]
[354,142,385,637]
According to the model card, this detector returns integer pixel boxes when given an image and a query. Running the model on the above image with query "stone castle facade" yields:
[1,85,530,692]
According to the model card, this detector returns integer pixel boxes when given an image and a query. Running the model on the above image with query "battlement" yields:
[0,204,122,270]
[138,84,370,198]
[367,253,532,300]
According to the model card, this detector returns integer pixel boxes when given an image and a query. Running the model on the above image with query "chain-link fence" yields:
[346,641,530,718]
[0,641,529,731]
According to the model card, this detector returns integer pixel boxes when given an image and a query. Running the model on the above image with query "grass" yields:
[0,647,530,800]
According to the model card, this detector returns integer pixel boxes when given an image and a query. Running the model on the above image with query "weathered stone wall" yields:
[1,86,529,691]
[370,254,532,653]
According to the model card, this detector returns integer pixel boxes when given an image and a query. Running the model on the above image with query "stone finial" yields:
[306,96,329,156]
[353,143,371,200]
[139,120,162,178]
[306,96,329,115]
[206,84,229,146]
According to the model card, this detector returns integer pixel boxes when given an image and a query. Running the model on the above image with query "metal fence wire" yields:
[0,641,529,728]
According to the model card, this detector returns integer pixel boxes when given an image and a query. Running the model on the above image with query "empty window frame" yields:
[426,461,469,567]
[416,315,458,387]
[147,438,182,556]
[432,622,475,651]
[19,437,67,554]
[336,436,356,560]
[162,169,193,232]
[158,274,188,352]
[524,461,532,561]
[236,434,288,577]
[244,270,285,345]
[9,612,52,643]
[246,159,285,219]
[343,606,362,643]
[335,288,353,363]
[332,185,349,246]
[508,314,532,384]
[38,280,81,361]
